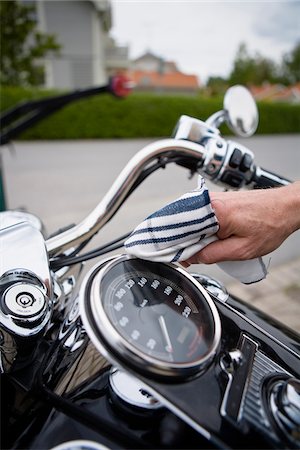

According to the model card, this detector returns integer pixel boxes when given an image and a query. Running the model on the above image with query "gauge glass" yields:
[87,256,221,377]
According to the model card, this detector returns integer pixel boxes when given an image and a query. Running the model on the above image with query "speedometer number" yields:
[131,330,140,340]
[125,279,135,289]
[147,338,156,350]
[116,288,126,299]
[174,295,183,306]
[114,301,124,311]
[164,286,173,296]
[119,316,129,327]
[151,280,160,289]
[182,306,191,318]
[138,277,147,287]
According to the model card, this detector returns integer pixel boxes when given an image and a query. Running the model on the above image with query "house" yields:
[36,0,129,89]
[130,51,200,94]
[132,51,179,73]
[105,36,131,78]
[250,83,300,103]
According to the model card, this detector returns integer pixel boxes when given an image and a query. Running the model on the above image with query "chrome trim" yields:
[4,283,46,318]
[268,377,300,445]
[220,371,233,418]
[173,115,220,142]
[80,254,221,379]
[172,117,257,189]
[220,334,258,421]
[0,210,45,235]
[191,273,229,303]
[214,140,255,188]
[109,368,163,410]
[200,137,227,179]
[254,167,290,187]
[205,110,226,129]
[244,351,291,439]
[46,139,206,256]
[53,262,85,316]
[0,279,52,337]
[222,335,258,423]
[50,440,110,450]
[0,223,53,371]
[0,222,52,297]
[0,293,52,338]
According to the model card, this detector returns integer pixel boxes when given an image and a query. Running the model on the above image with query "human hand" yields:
[182,182,300,266]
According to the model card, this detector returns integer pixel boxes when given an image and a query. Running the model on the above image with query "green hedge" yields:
[1,86,300,140]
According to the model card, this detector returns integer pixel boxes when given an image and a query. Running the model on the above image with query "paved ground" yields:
[228,256,300,334]
[1,136,300,334]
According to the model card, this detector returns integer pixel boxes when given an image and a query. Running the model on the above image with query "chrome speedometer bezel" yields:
[80,254,221,379]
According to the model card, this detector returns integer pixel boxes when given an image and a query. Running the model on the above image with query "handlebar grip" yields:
[252,166,291,188]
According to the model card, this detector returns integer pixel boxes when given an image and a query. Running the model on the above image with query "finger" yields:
[185,237,249,265]
[180,261,191,268]
[210,197,231,239]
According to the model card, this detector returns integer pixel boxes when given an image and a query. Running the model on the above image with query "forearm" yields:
[282,181,300,235]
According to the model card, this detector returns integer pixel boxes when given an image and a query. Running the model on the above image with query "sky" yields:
[110,0,300,83]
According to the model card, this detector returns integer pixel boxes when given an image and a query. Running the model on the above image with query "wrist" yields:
[282,181,300,234]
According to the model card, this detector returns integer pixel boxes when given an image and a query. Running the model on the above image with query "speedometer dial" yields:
[81,255,221,379]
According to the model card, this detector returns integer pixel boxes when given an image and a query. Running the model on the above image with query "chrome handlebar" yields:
[46,138,206,256]
[46,117,291,257]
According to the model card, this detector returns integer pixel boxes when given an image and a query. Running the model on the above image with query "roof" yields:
[250,83,300,103]
[133,51,163,63]
[130,70,200,89]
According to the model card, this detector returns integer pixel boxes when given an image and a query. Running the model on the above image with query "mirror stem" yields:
[205,110,226,129]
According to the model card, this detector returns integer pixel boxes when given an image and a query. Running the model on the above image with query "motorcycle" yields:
[1,86,299,450]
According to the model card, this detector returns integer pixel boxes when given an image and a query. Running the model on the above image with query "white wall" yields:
[37,0,108,89]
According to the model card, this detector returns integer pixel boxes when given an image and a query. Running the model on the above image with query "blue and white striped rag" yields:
[124,177,267,284]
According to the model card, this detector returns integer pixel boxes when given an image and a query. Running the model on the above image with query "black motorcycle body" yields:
[1,86,299,450]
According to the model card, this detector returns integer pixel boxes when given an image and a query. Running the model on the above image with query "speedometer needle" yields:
[159,315,173,353]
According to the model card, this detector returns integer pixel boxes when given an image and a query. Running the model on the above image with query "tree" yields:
[228,43,279,86]
[280,41,300,84]
[206,76,228,96]
[0,1,60,86]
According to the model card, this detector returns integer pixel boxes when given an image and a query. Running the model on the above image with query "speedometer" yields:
[81,255,221,379]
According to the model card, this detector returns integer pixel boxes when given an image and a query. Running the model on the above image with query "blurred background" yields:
[2,1,300,96]
[1,1,300,117]
[0,0,300,330]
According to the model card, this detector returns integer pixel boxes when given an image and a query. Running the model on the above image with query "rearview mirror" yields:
[223,85,259,137]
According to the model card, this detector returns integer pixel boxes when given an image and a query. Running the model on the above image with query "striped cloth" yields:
[124,177,267,284]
